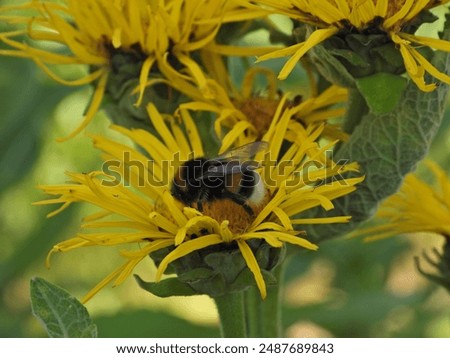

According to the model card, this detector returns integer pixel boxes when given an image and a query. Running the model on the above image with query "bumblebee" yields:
[171,142,268,216]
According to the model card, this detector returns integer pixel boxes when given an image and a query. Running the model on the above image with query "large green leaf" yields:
[30,277,97,338]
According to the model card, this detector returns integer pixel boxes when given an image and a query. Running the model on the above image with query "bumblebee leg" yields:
[241,202,254,216]
[196,187,210,212]
[197,200,204,212]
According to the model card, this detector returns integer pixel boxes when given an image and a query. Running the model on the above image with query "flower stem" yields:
[260,266,283,337]
[214,292,246,337]
[244,287,262,337]
[243,265,284,337]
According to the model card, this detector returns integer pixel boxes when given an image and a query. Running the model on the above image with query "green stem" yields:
[260,265,283,337]
[214,292,246,338]
[243,265,284,337]
[244,287,262,337]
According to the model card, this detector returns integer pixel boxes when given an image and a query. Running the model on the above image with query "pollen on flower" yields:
[235,97,281,136]
[201,191,271,234]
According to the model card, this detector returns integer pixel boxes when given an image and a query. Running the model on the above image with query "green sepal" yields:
[30,277,97,338]
[355,73,408,114]
[328,48,369,68]
[181,266,278,298]
[146,241,283,298]
[91,45,187,133]
[134,275,198,297]
[371,43,407,69]
[103,77,185,132]
[295,25,355,88]
[135,268,277,299]
[303,24,406,85]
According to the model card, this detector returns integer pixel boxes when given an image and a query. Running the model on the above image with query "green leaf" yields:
[30,277,97,338]
[356,73,408,114]
[303,28,356,88]
[134,275,198,297]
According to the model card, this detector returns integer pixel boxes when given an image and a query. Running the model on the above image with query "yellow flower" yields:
[356,161,450,241]
[180,67,349,150]
[0,0,267,140]
[252,0,450,91]
[34,103,362,302]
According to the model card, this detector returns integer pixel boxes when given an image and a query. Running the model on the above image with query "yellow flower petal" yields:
[278,27,339,80]
[237,240,267,299]
[56,71,108,142]
[400,32,450,52]
[155,234,223,280]
[135,56,156,106]
[383,0,414,29]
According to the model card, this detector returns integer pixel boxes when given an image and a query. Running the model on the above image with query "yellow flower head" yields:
[0,0,266,139]
[356,161,450,241]
[180,67,349,150]
[35,103,362,302]
[253,0,450,91]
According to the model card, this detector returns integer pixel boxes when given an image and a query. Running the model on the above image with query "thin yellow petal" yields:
[82,264,127,303]
[155,234,223,280]
[256,42,304,62]
[278,27,339,80]
[210,44,282,57]
[400,33,450,52]
[219,121,255,154]
[179,109,204,157]
[149,211,179,234]
[237,240,266,299]
[375,0,388,17]
[409,46,450,84]
[291,216,351,224]
[135,56,156,106]
[146,103,179,152]
[56,71,108,142]
[383,0,414,29]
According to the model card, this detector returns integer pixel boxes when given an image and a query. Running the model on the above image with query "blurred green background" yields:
[1,1,450,338]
